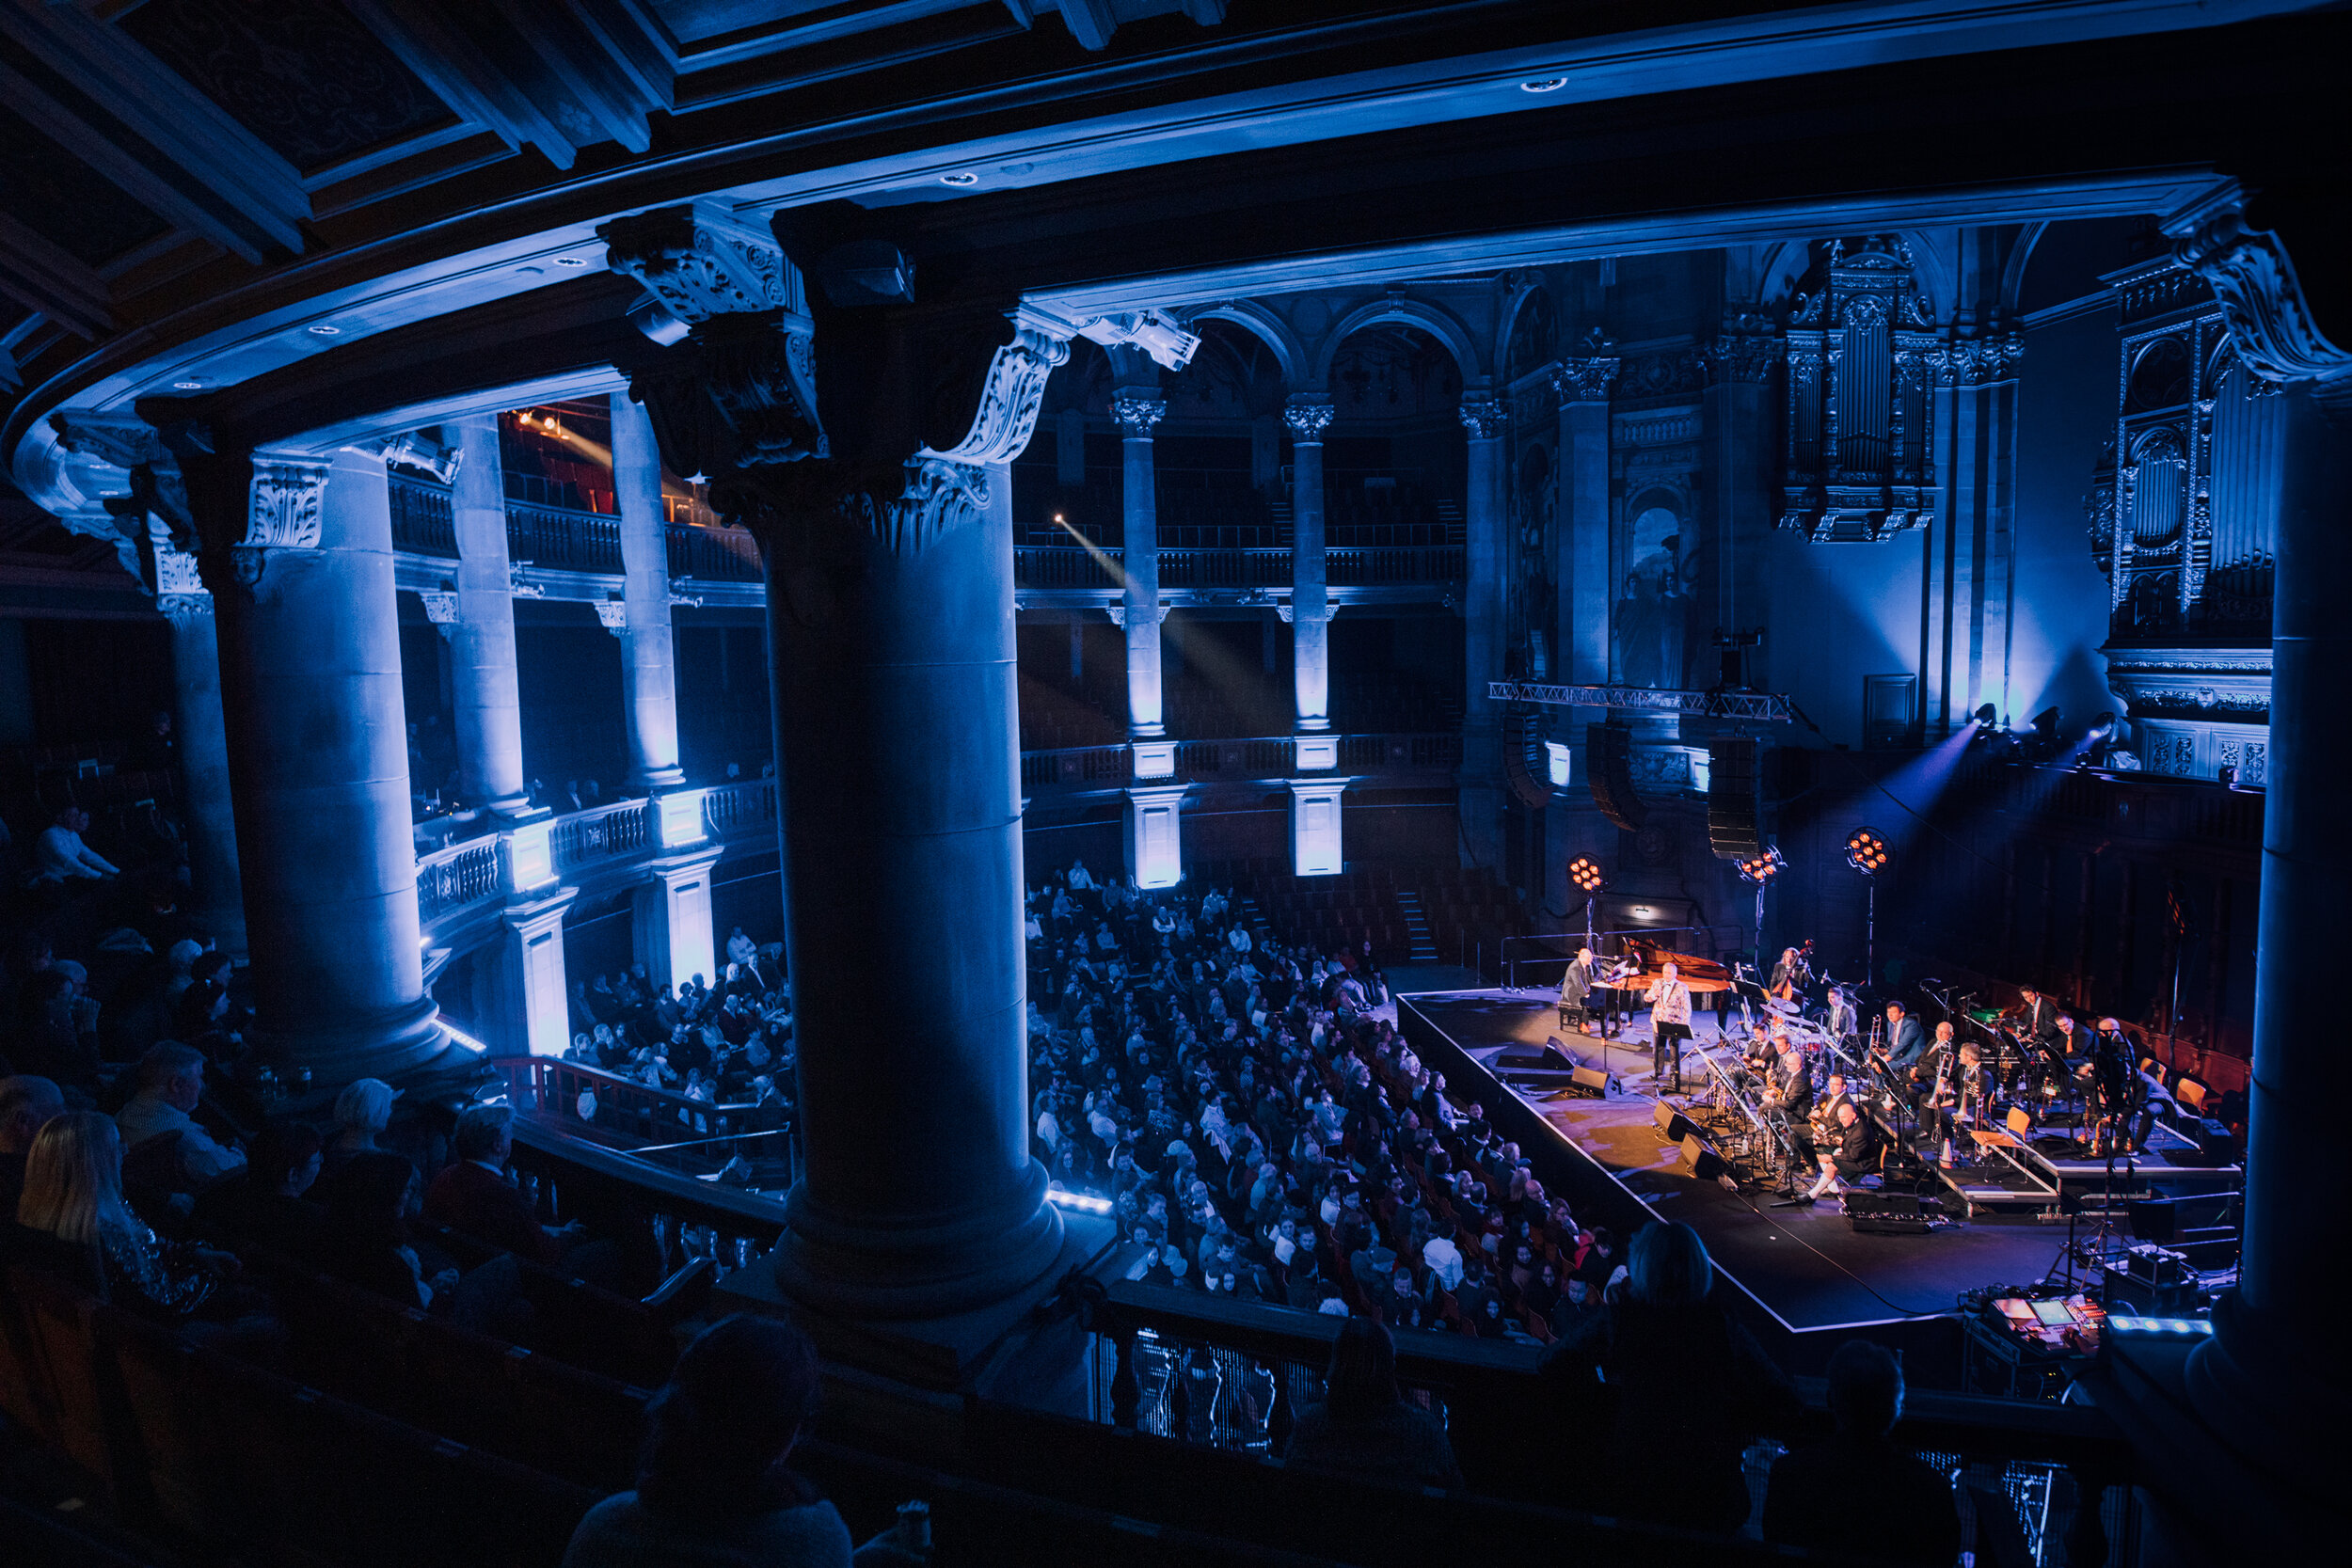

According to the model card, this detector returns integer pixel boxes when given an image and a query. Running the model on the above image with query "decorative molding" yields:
[2166,184,2352,404]
[418,590,460,636]
[595,599,628,634]
[1933,333,2025,387]
[1457,398,1509,441]
[1111,391,1167,437]
[49,411,165,471]
[917,304,1076,468]
[1551,348,1620,404]
[599,204,798,325]
[1282,399,1334,441]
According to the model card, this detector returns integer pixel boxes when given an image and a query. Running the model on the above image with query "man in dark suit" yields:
[1558,946,1596,1030]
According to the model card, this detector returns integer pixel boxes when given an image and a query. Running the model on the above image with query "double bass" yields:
[1769,940,1815,1004]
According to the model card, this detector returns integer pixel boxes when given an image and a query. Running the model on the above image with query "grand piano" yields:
[1590,938,1740,1028]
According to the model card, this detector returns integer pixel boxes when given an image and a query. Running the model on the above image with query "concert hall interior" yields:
[0,3,2342,1564]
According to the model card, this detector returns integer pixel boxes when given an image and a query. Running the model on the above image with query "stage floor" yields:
[1401,990,2077,1335]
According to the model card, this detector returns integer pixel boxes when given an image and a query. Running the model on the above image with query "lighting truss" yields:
[1488,681,1794,723]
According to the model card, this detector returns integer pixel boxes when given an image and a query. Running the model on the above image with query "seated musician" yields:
[1916,1039,1984,1147]
[1876,1002,1926,1075]
[1804,1101,1882,1199]
[1761,1046,1814,1127]
[1738,1022,1777,1085]
[1824,986,1859,1041]
[2016,984,2062,1049]
[1806,1074,1853,1155]
[1768,946,1808,999]
[1557,946,1596,1029]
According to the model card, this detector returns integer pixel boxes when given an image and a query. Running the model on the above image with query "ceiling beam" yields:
[0,214,110,340]
[0,4,308,258]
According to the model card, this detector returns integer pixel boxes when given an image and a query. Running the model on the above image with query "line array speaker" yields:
[1587,722,1645,832]
[1708,734,1764,860]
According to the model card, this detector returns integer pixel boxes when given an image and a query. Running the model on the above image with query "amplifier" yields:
[1846,1191,1933,1235]
[2100,1259,2198,1316]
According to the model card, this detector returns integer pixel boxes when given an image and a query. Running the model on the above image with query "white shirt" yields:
[115,1093,246,1183]
[36,825,117,880]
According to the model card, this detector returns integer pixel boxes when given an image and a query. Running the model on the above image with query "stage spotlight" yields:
[1566,855,1606,895]
[1973,703,1998,727]
[1735,846,1785,885]
[1845,826,1890,876]
[2090,711,2117,739]
[2032,707,2059,737]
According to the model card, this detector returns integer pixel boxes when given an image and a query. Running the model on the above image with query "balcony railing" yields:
[1012,545,1465,594]
[1019,733,1461,794]
[415,780,777,942]
[388,477,762,584]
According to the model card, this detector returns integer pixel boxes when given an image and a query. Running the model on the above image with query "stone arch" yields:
[1182,301,1308,393]
[1310,294,1486,393]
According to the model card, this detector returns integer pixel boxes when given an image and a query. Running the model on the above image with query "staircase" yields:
[1393,891,1440,962]
[1435,498,1464,538]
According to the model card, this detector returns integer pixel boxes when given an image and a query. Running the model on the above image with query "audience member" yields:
[564,1314,917,1567]
[323,1077,399,1175]
[1763,1339,1962,1565]
[193,1120,326,1258]
[312,1148,452,1311]
[425,1103,587,1270]
[1541,1222,1796,1530]
[115,1041,246,1185]
[0,1073,65,1215]
[15,1112,243,1320]
[1283,1319,1462,1489]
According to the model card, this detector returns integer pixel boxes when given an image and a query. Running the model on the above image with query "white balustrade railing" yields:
[415,779,780,943]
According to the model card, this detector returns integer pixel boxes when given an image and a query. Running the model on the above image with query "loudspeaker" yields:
[1708,735,1764,860]
[1653,1101,1699,1144]
[1846,1191,1931,1234]
[1568,1063,1611,1099]
[1587,721,1645,832]
[1679,1133,1727,1181]
[1502,709,1551,808]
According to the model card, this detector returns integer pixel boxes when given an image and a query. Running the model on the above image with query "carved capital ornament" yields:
[2167,184,2352,407]
[1282,400,1334,441]
[1457,399,1509,441]
[1112,392,1168,438]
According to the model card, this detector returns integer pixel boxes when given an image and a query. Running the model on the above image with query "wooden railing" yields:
[506,499,622,575]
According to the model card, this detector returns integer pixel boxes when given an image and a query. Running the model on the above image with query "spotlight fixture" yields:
[1566,855,1606,895]
[1519,78,1568,92]
[1845,826,1890,877]
[2090,711,2117,739]
[2217,764,2238,789]
[307,323,342,336]
[1736,846,1785,885]
[1973,703,1998,726]
[940,170,979,185]
[172,380,204,390]
[552,255,590,267]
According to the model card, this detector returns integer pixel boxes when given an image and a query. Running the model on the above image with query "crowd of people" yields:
[1023,862,1623,1346]
[558,927,797,1128]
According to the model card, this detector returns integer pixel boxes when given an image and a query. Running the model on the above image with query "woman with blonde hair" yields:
[16,1111,230,1319]
[322,1076,398,1177]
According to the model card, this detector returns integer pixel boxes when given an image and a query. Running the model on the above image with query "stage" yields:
[1396,989,2097,1362]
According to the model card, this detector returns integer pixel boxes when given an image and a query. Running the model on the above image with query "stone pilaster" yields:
[1285,397,1334,735]
[1458,397,1510,870]
[1113,389,1167,745]
[449,416,533,816]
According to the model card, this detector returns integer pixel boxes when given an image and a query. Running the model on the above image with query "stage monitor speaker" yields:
[1587,722,1645,832]
[1653,1101,1699,1144]
[1496,1043,1581,1071]
[1708,734,1764,860]
[1679,1132,1727,1181]
[1846,1191,1932,1234]
[1568,1063,1611,1099]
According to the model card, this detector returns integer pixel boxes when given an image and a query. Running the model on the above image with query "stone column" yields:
[1547,354,1616,920]
[181,444,440,1085]
[2169,198,2351,1504]
[1113,390,1168,752]
[155,546,246,954]
[757,455,1061,1318]
[1459,398,1510,869]
[612,394,686,791]
[448,416,533,816]
[1286,398,1334,736]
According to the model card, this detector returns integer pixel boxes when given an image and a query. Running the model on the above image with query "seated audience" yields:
[1284,1318,1462,1489]
[115,1041,246,1185]
[15,1111,243,1320]
[1542,1221,1796,1531]
[323,1076,398,1176]
[312,1148,452,1311]
[193,1119,326,1258]
[564,1314,915,1568]
[1764,1338,1963,1565]
[14,970,101,1093]
[425,1103,590,1271]
[0,1073,65,1215]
